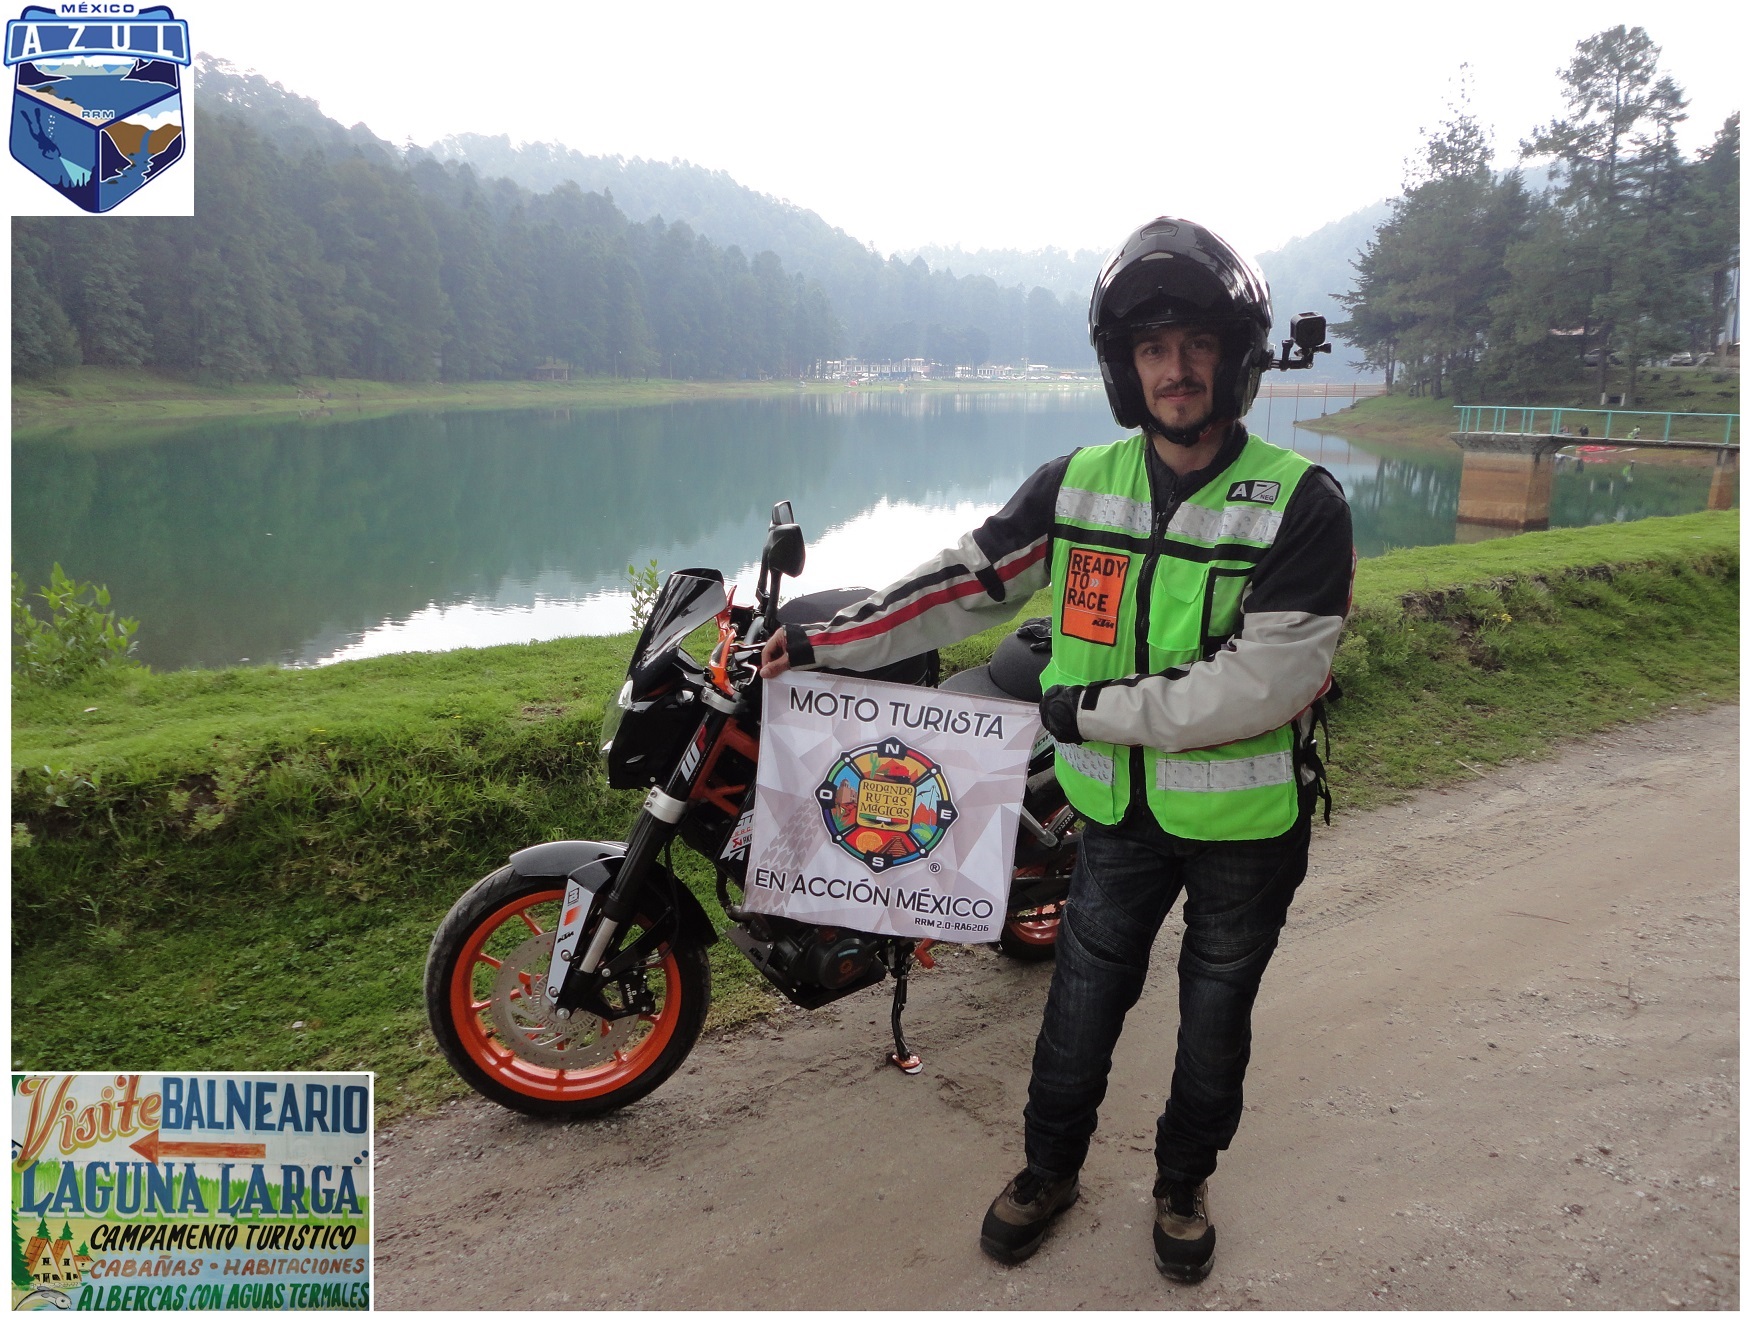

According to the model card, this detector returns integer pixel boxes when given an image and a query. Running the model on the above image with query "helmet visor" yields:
[1104,253,1255,326]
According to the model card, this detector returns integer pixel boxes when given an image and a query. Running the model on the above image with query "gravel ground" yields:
[376,708,1739,1310]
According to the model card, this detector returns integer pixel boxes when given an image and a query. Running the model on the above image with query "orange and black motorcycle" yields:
[424,502,1079,1118]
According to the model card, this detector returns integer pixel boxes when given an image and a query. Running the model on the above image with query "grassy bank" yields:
[12,366,1101,434]
[11,512,1738,1116]
[1303,366,1741,452]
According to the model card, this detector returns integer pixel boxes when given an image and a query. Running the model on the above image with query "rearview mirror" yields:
[771,500,794,527]
[765,522,805,579]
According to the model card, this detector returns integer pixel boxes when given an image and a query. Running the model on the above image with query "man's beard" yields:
[1147,397,1215,446]
[1146,378,1214,445]
[1151,413,1214,446]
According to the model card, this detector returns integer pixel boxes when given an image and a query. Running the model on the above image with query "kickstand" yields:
[887,941,923,1074]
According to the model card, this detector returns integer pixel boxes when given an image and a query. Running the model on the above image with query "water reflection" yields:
[11,392,1718,671]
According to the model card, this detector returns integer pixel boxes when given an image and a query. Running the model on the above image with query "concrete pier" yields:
[1452,433,1565,530]
[1706,449,1738,511]
[1452,403,1739,532]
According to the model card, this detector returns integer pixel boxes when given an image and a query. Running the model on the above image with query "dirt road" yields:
[376,709,1739,1309]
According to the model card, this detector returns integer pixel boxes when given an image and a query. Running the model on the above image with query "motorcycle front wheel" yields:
[425,866,711,1118]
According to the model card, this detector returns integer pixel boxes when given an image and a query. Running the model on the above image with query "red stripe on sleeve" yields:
[813,540,1048,649]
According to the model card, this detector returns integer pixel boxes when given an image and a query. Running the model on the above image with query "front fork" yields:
[546,689,934,1072]
[547,701,734,1018]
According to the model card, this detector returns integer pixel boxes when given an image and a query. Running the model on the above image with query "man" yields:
[760,216,1353,1282]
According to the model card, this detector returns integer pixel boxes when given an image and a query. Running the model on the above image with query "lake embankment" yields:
[10,511,1738,1117]
[1303,370,1741,464]
[11,367,1101,435]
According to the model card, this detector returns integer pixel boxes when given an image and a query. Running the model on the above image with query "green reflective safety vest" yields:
[1040,432,1316,840]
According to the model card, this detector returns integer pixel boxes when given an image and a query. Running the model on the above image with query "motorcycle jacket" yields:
[783,423,1353,840]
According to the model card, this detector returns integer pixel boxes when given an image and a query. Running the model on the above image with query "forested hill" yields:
[423,131,1093,368]
[12,58,1096,384]
[895,244,1106,305]
[14,58,845,383]
[11,56,1405,388]
[428,131,1395,382]
[423,133,879,310]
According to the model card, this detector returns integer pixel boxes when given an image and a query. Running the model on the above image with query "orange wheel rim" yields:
[1006,902,1062,947]
[448,887,685,1102]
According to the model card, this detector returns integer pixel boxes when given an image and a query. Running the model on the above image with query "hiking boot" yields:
[1153,1178,1215,1282]
[979,1168,1080,1264]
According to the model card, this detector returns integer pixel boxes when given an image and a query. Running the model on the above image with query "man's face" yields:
[1132,325,1222,435]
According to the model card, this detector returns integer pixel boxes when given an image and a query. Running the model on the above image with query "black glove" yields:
[1038,684,1085,744]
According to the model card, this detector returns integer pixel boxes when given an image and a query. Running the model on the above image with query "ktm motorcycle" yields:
[424,502,1079,1118]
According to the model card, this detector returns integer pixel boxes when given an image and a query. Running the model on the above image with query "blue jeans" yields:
[1022,810,1310,1185]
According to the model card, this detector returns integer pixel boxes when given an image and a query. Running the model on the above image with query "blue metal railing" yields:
[1454,405,1737,446]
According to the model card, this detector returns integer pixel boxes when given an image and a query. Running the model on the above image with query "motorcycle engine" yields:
[793,927,881,990]
[726,915,889,1009]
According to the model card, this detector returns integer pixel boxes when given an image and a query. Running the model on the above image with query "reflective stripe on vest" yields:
[1154,749,1294,793]
[1057,740,1116,784]
[1057,485,1152,540]
[1166,501,1283,546]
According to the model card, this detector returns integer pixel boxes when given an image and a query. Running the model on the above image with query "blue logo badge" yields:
[5,4,190,213]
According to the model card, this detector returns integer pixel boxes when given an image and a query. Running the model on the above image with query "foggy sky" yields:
[78,2,1751,260]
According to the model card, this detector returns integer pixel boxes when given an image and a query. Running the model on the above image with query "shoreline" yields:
[11,368,1104,434]
[1301,395,1731,466]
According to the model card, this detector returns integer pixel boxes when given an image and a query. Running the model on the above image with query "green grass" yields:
[11,511,1738,1117]
[1328,512,1738,807]
[12,366,1104,436]
[9,367,820,435]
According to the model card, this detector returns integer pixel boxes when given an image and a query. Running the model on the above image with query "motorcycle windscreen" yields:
[632,569,728,687]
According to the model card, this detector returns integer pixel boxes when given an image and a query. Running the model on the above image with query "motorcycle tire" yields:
[425,866,711,1119]
[998,793,1080,963]
[998,900,1066,962]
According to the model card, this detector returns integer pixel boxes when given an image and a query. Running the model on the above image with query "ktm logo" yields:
[1226,480,1280,505]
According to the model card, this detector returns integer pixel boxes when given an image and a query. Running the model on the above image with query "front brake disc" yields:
[488,933,636,1070]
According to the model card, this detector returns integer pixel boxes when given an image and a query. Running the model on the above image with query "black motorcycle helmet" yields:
[1088,217,1273,437]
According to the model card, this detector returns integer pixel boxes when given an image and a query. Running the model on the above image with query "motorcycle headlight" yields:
[599,678,633,754]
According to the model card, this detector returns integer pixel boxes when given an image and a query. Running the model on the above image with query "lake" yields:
[12,390,1718,671]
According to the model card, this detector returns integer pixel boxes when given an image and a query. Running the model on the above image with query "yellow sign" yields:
[856,779,915,828]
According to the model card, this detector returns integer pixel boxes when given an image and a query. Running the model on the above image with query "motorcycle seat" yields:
[939,617,1052,703]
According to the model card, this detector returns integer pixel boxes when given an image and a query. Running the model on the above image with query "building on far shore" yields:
[809,358,1087,382]
[815,357,929,381]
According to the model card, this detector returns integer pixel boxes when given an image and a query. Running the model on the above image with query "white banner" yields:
[746,671,1039,942]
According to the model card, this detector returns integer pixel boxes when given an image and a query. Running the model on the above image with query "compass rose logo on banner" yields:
[816,737,958,871]
[5,5,190,213]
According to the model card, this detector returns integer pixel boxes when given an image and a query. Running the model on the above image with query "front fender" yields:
[509,838,623,877]
[506,838,717,949]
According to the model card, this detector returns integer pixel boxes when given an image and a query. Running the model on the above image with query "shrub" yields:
[626,558,661,631]
[11,564,142,689]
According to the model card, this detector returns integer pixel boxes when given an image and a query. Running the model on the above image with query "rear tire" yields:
[425,867,710,1118]
[999,793,1079,962]
[998,900,1065,962]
